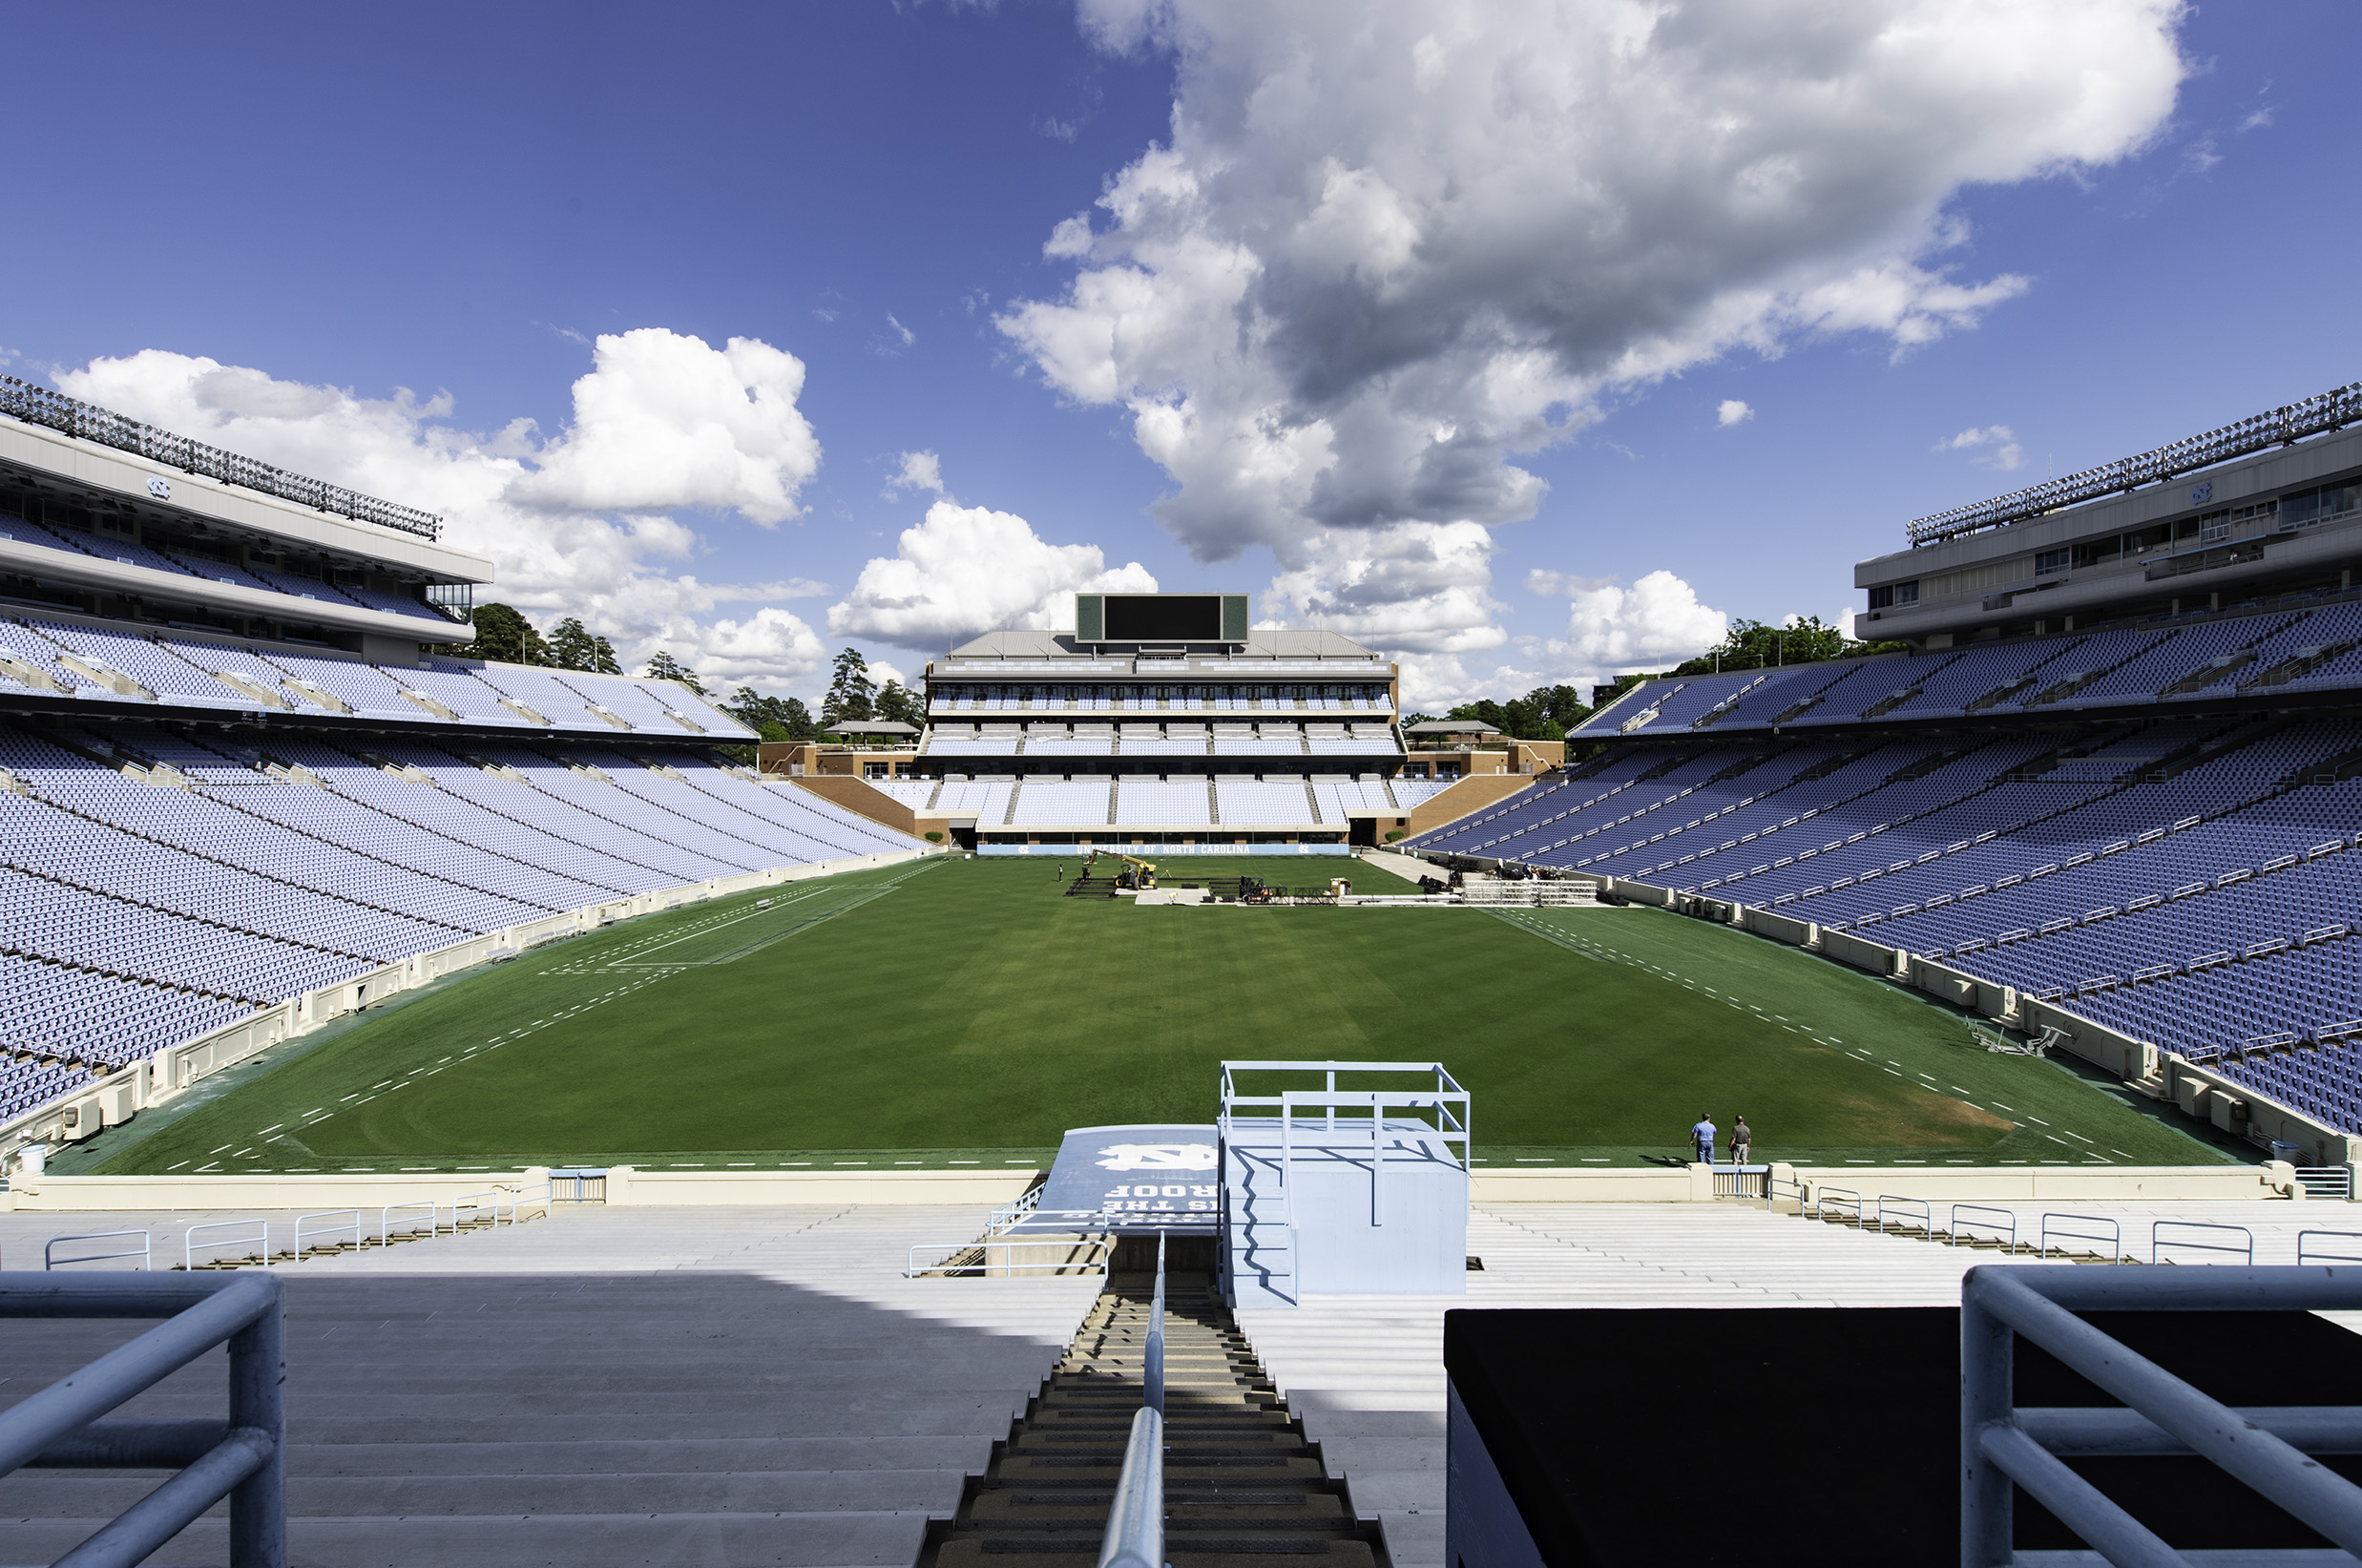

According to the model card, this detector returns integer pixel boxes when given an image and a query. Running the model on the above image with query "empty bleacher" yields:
[0,720,924,1114]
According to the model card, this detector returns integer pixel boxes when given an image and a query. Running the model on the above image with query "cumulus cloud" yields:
[828,500,1158,652]
[1718,399,1754,427]
[1541,569,1728,688]
[505,328,820,525]
[56,337,833,691]
[1007,0,2184,654]
[1938,423,2025,470]
[1264,522,1506,655]
[882,449,950,501]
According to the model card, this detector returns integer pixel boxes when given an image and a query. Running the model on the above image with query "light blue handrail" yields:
[0,1272,286,1566]
[1099,1231,1165,1568]
[1962,1265,2362,1566]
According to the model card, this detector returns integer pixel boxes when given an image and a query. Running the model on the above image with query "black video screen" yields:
[1103,595,1222,640]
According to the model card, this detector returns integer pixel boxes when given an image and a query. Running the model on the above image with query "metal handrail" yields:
[2039,1212,2122,1262]
[1962,1265,2362,1566]
[2299,1231,2362,1266]
[293,1210,363,1258]
[0,1272,286,1565]
[47,1229,152,1271]
[1814,1185,1864,1225]
[378,1199,436,1247]
[1950,1203,2020,1253]
[0,371,443,541]
[1100,1232,1166,1568]
[185,1219,271,1272]
[2152,1220,2254,1265]
[1874,1195,1933,1238]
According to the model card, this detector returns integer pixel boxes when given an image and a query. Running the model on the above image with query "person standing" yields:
[1731,1116,1752,1164]
[1690,1112,1716,1165]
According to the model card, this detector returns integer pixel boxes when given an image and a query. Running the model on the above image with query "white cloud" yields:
[1540,569,1728,688]
[882,449,950,501]
[1524,567,1613,598]
[1717,399,1754,427]
[505,328,820,525]
[828,500,1158,651]
[1938,423,2025,470]
[638,607,830,696]
[1263,522,1506,656]
[1009,0,2184,653]
[873,314,918,356]
[55,337,832,694]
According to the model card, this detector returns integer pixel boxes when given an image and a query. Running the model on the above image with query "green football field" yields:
[79,855,2236,1175]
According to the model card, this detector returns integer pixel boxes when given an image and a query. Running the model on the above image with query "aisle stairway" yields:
[921,1248,1385,1568]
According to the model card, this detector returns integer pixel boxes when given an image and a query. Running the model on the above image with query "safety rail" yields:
[1962,1265,2362,1567]
[1710,1162,1767,1198]
[1873,1195,1933,1240]
[47,1229,152,1271]
[2298,1231,2362,1266]
[2038,1212,2122,1263]
[1099,1232,1165,1568]
[2295,1165,2355,1201]
[293,1209,364,1259]
[2152,1219,2254,1265]
[989,1180,1048,1233]
[0,371,443,541]
[906,1235,1112,1278]
[379,1199,438,1247]
[1813,1186,1866,1226]
[0,1272,286,1566]
[1949,1204,2023,1254]
[550,1168,609,1204]
[185,1219,272,1272]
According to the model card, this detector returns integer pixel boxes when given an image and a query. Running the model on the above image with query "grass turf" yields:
[86,856,2234,1174]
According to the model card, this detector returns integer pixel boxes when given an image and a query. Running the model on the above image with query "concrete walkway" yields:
[0,1203,1102,1566]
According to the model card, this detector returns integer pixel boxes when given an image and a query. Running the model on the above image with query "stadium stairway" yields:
[919,1247,1384,1568]
[0,1203,1103,1566]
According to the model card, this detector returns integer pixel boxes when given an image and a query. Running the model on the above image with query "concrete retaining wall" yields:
[1820,927,1905,976]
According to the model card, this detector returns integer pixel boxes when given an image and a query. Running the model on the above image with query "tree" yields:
[548,617,621,675]
[821,647,875,727]
[459,602,550,665]
[874,679,927,728]
[1665,615,1905,678]
[642,649,707,695]
[722,686,816,741]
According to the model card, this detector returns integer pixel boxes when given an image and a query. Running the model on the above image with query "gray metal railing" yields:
[905,1235,1112,1278]
[0,1272,286,1566]
[46,1229,151,1271]
[2038,1212,2122,1263]
[1099,1231,1165,1568]
[1908,379,2362,546]
[1963,1265,2362,1566]
[2151,1220,2253,1265]
[0,373,442,541]
[1950,1203,2023,1253]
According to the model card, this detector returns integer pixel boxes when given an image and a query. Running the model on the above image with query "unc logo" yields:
[2190,482,2212,506]
[1095,1141,1217,1172]
[145,477,171,499]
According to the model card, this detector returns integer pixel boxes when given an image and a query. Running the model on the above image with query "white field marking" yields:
[2061,1129,2094,1142]
[1992,1102,2016,1111]
[2112,1149,2137,1160]
[166,1160,188,1171]
[895,1160,922,1165]
[833,1161,868,1166]
[196,1162,220,1173]
[2043,1134,2071,1147]
[1885,1069,1905,1077]
[2025,1116,2051,1125]
[1582,1157,1611,1162]
[303,1108,324,1116]
[352,1095,376,1106]
[1953,1086,1975,1094]
[209,1144,234,1154]
[257,1123,283,1135]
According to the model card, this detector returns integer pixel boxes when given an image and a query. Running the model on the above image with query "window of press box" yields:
[1868,581,1918,609]
[2036,549,2070,576]
[2281,484,2360,529]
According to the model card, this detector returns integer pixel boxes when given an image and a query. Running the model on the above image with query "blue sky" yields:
[2,2,2352,706]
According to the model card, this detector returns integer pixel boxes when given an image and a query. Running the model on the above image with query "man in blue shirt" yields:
[1691,1114,1717,1165]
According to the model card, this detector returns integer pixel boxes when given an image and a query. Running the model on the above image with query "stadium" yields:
[4,362,2362,1563]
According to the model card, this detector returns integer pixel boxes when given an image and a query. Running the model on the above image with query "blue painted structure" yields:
[1010,1122,1221,1235]
[1217,1060,1471,1308]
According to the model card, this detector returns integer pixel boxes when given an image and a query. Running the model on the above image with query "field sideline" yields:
[77,856,2235,1175]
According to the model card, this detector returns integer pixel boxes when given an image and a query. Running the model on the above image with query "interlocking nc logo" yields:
[2190,482,2212,506]
[145,477,172,499]
[1096,1142,1218,1172]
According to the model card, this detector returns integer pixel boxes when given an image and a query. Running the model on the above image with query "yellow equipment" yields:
[1085,848,1159,889]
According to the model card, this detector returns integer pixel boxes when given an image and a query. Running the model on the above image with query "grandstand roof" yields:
[1404,720,1497,735]
[826,720,918,734]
